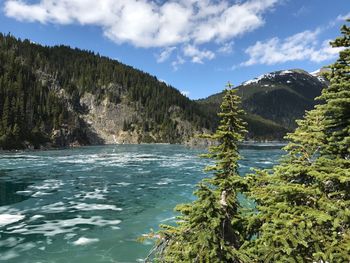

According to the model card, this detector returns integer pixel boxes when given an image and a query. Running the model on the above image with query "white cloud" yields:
[3,0,279,68]
[183,44,215,64]
[310,39,344,62]
[241,28,343,66]
[156,47,176,63]
[217,41,234,54]
[293,6,308,17]
[171,56,185,71]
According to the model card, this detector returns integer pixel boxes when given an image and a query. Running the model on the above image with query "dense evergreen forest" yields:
[0,33,216,149]
[0,33,327,150]
[148,22,350,262]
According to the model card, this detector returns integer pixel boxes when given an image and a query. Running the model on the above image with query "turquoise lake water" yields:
[0,144,283,263]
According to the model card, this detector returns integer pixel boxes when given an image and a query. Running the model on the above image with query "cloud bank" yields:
[4,0,278,66]
[241,29,343,66]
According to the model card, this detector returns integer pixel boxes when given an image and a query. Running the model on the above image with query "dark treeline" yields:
[0,33,216,149]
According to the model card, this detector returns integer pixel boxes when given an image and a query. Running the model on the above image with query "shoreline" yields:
[0,140,287,153]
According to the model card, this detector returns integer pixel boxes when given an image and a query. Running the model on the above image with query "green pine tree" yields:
[318,22,350,158]
[2,97,10,131]
[245,20,350,262]
[145,83,248,263]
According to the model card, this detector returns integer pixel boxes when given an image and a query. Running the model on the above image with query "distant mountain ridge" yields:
[0,33,329,149]
[198,69,328,140]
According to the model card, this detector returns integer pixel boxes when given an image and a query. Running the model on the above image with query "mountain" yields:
[0,33,329,149]
[197,69,328,140]
[310,67,331,81]
[0,33,217,150]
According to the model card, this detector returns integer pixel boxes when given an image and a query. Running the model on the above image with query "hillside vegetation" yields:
[0,33,216,149]
[0,33,329,149]
[198,69,327,140]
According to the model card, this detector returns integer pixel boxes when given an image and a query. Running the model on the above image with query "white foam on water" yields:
[0,251,19,261]
[159,161,187,168]
[177,183,192,187]
[0,237,24,247]
[30,179,63,191]
[256,161,273,164]
[69,202,122,211]
[64,233,77,240]
[16,190,33,196]
[116,182,131,186]
[41,202,67,213]
[76,187,108,200]
[46,237,52,245]
[0,207,21,214]
[0,242,36,261]
[7,216,122,237]
[32,191,52,197]
[28,179,64,197]
[73,237,99,246]
[0,214,25,227]
[156,178,176,185]
[156,182,169,185]
[40,201,122,213]
[56,153,163,168]
[29,215,45,221]
[6,223,26,230]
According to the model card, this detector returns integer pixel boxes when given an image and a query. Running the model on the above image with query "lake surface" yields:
[0,144,283,263]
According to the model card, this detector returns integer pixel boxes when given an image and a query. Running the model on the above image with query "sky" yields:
[0,0,349,99]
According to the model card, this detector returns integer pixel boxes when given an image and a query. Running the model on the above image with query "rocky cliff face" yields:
[80,93,138,144]
[66,92,206,146]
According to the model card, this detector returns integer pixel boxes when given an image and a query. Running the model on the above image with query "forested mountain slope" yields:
[0,33,328,149]
[0,33,216,149]
[198,69,328,140]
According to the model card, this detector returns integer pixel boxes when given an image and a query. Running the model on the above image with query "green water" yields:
[0,144,283,262]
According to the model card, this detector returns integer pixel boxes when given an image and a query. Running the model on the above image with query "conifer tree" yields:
[245,20,350,262]
[318,21,350,158]
[2,97,10,131]
[146,83,248,262]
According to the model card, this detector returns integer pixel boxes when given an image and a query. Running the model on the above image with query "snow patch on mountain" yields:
[310,68,331,83]
[242,70,295,86]
[310,69,320,76]
[280,70,294,75]
[242,73,276,86]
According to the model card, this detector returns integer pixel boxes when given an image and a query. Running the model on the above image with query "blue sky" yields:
[0,0,349,99]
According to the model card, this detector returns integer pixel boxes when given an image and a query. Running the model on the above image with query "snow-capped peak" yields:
[280,70,294,75]
[242,70,295,86]
[310,69,320,76]
[242,73,276,86]
[309,68,330,83]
